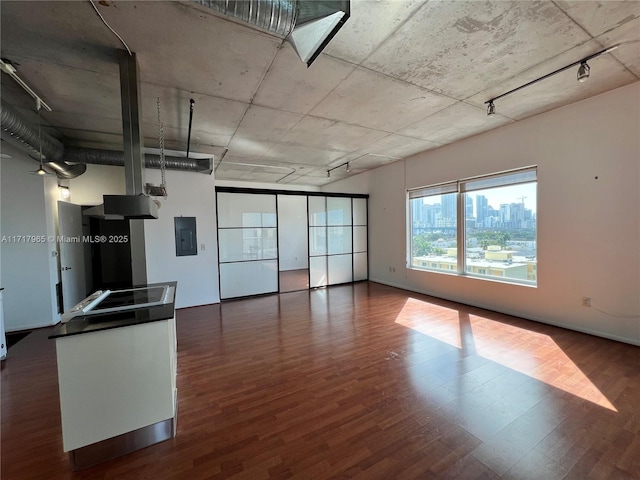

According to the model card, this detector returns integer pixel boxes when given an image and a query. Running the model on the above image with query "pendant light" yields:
[30,99,53,176]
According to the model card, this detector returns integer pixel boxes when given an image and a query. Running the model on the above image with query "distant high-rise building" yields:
[442,194,456,220]
[476,195,488,223]
[465,195,474,219]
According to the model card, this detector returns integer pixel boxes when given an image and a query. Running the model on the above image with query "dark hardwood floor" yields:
[2,282,639,479]
[279,269,310,293]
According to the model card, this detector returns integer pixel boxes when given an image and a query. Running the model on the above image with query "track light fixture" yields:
[487,101,496,117]
[326,161,352,179]
[577,61,590,82]
[484,44,623,117]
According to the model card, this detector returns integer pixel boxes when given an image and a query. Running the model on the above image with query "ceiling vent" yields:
[192,0,350,66]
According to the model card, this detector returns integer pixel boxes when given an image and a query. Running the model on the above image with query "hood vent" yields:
[103,195,158,220]
[99,50,158,220]
[192,0,350,66]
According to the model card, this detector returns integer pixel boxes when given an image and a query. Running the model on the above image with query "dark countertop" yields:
[49,282,177,339]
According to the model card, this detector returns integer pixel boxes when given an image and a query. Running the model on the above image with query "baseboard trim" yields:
[70,418,174,471]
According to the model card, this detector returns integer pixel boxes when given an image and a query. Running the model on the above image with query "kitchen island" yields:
[49,282,177,470]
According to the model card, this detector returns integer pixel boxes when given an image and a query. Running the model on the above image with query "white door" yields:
[58,202,87,310]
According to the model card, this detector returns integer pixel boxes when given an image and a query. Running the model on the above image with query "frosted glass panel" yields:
[218,228,277,262]
[218,193,276,228]
[353,198,367,226]
[327,226,352,255]
[353,226,367,253]
[308,196,326,226]
[309,256,327,288]
[309,226,327,256]
[220,260,278,299]
[328,254,352,285]
[327,197,351,226]
[354,253,368,281]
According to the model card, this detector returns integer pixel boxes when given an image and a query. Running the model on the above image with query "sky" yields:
[421,183,537,215]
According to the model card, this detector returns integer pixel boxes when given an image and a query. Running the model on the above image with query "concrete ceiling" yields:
[1,1,638,186]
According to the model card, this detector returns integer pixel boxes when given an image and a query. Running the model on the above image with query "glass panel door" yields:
[217,193,278,299]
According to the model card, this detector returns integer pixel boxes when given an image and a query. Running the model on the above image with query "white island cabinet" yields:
[50,282,177,470]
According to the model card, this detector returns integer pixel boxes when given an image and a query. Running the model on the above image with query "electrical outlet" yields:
[582,297,591,307]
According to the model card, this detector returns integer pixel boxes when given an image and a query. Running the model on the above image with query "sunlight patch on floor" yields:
[395,297,617,412]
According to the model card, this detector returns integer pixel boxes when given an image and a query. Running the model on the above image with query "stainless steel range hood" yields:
[104,195,158,220]
[89,50,158,220]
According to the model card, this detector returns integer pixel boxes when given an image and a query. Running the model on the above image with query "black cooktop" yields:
[96,286,166,309]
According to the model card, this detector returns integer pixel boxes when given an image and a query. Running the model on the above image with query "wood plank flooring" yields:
[2,282,639,479]
[279,269,309,293]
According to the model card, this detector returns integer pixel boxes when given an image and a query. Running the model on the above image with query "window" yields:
[408,167,537,286]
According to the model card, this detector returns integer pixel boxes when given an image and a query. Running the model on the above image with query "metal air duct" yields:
[0,100,86,179]
[63,147,213,174]
[192,0,350,66]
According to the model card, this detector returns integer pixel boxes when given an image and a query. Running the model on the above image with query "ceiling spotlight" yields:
[577,61,590,82]
[487,101,496,117]
[346,162,350,173]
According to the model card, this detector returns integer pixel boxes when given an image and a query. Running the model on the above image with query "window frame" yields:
[407,166,537,287]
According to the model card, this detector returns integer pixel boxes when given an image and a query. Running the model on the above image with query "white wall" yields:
[144,169,220,308]
[277,195,308,271]
[68,164,125,205]
[215,179,321,192]
[0,145,60,331]
[324,82,640,346]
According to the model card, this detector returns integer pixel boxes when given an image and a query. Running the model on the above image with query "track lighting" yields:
[484,44,624,117]
[327,161,352,179]
[487,101,496,117]
[577,61,590,83]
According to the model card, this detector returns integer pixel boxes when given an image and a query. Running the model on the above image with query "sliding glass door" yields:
[217,192,278,299]
[216,188,368,300]
[309,196,368,288]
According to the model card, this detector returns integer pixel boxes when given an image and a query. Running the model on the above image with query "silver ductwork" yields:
[1,100,212,177]
[0,100,86,179]
[193,0,350,66]
[63,147,213,174]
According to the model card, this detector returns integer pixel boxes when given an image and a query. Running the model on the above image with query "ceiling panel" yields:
[141,84,248,144]
[322,0,425,63]
[227,105,303,157]
[253,43,356,115]
[309,67,457,131]
[598,17,640,77]
[363,1,593,98]
[263,144,348,167]
[554,1,640,37]
[356,134,440,158]
[281,116,390,152]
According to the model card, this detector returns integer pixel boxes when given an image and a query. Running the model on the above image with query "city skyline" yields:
[420,183,537,215]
